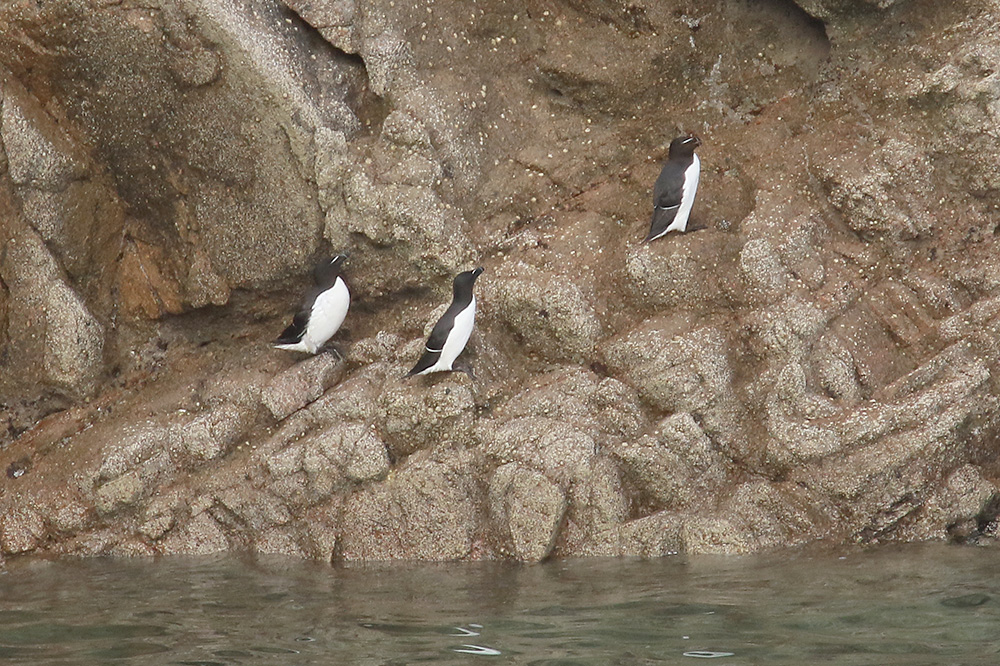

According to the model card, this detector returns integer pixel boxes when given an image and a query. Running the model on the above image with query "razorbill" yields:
[406,267,484,377]
[274,254,350,354]
[644,135,701,243]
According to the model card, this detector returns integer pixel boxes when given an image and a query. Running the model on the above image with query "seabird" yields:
[406,267,484,377]
[644,135,701,243]
[274,254,350,354]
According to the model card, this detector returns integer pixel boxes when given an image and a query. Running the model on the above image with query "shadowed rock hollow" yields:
[2,0,1000,562]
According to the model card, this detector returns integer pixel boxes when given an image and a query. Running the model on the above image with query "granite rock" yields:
[1,0,1000,564]
[489,463,566,562]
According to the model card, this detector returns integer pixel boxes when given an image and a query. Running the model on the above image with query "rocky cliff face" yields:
[1,0,1000,562]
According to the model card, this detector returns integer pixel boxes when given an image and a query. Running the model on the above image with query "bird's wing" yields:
[406,348,442,376]
[423,313,455,353]
[276,310,310,344]
[405,306,458,376]
[276,282,325,344]
[645,205,681,242]
[653,162,686,210]
[645,163,687,241]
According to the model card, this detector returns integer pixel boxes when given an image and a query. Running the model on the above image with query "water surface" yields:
[1,543,998,664]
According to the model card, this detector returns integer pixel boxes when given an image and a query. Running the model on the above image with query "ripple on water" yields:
[211,649,255,657]
[86,642,172,659]
[248,645,300,654]
[940,593,991,608]
[453,644,502,655]
[0,610,43,624]
[0,646,44,659]
[0,623,168,645]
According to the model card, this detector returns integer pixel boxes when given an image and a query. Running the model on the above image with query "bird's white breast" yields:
[670,154,700,233]
[302,277,350,353]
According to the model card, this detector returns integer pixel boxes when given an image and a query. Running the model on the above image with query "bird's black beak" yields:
[472,267,484,278]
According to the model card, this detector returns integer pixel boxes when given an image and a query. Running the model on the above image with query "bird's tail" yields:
[643,205,683,244]
[642,210,663,244]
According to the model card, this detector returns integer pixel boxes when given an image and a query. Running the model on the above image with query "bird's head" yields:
[454,267,484,294]
[668,135,701,159]
[314,253,347,285]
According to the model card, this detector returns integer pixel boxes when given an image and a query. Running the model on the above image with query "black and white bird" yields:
[274,254,350,354]
[643,135,701,243]
[406,267,483,377]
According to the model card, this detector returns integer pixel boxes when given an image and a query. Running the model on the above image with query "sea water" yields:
[0,543,997,664]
